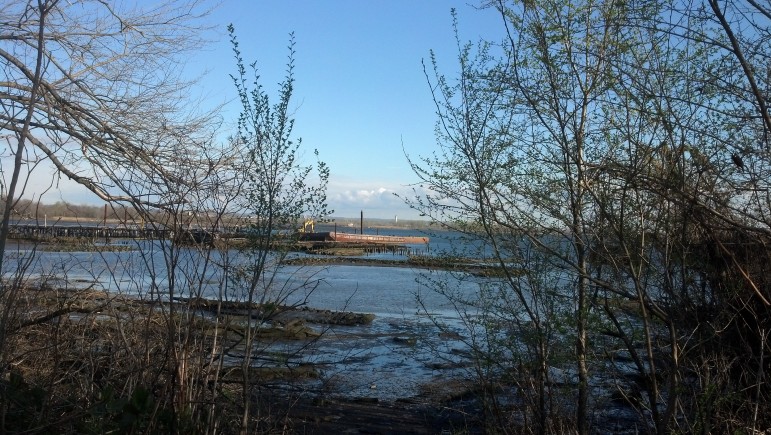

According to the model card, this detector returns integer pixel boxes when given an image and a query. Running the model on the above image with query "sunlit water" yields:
[1,232,497,401]
[2,229,646,428]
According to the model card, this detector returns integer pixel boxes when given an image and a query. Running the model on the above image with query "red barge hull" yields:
[299,232,428,244]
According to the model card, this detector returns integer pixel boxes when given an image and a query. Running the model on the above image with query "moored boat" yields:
[299,231,428,244]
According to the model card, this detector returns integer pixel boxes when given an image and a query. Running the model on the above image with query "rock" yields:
[285,319,321,338]
[438,331,462,340]
[393,336,418,346]
[254,319,320,340]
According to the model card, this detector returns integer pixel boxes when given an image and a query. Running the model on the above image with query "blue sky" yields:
[45,1,505,220]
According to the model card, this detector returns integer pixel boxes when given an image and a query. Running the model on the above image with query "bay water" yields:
[2,228,498,400]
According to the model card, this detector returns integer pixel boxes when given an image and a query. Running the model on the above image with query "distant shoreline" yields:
[9,215,433,230]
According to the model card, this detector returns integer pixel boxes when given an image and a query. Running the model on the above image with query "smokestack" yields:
[360,210,363,235]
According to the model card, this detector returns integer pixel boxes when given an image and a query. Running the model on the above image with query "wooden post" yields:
[103,204,108,243]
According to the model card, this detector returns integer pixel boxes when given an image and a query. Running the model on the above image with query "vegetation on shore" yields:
[1,287,381,433]
[4,1,771,434]
[404,2,771,433]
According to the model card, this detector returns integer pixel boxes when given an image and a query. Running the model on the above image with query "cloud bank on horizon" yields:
[328,182,419,220]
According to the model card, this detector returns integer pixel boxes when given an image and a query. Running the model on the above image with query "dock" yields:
[4,224,430,248]
[298,232,428,245]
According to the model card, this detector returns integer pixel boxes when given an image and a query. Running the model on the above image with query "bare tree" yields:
[0,1,241,432]
[411,2,624,430]
[0,1,342,432]
[226,25,331,434]
[410,0,771,433]
[0,0,216,236]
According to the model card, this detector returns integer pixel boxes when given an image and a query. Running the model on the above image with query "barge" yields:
[299,231,428,245]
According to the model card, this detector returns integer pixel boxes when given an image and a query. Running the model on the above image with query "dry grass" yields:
[0,287,332,434]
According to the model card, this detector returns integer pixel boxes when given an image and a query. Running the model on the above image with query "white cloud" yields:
[326,177,423,219]
[7,158,430,220]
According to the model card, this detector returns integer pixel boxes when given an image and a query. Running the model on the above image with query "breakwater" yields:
[298,241,421,256]
[5,224,430,253]
[6,223,204,242]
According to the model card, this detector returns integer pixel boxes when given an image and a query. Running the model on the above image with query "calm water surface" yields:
[2,230,496,400]
[2,229,491,316]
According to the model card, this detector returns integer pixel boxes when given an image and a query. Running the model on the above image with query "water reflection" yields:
[2,235,511,400]
[1,238,486,317]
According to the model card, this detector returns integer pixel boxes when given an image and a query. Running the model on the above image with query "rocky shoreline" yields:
[282,254,518,278]
[5,255,650,433]
[8,285,485,433]
[170,295,487,433]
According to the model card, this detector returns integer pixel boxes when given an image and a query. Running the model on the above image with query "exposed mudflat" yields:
[254,392,485,434]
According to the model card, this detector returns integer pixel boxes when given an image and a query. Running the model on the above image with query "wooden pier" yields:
[6,223,195,242]
[5,224,429,250]
[298,231,429,245]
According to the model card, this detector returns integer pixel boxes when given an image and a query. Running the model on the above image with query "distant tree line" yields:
[0,199,132,221]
